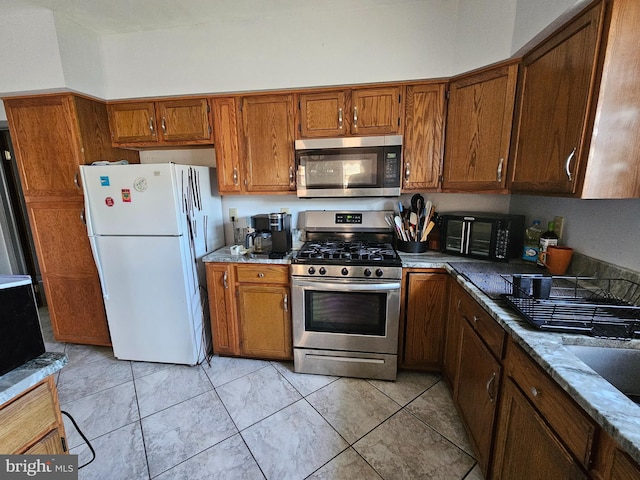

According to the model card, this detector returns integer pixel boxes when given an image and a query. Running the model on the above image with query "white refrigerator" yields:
[80,163,224,365]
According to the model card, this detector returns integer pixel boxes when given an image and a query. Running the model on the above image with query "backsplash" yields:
[568,252,640,285]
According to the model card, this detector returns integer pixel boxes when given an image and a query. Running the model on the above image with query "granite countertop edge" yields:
[0,352,68,406]
[204,246,640,463]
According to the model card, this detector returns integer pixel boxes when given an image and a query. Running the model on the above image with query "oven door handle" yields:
[293,279,401,292]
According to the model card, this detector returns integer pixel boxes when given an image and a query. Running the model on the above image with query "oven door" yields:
[292,277,400,354]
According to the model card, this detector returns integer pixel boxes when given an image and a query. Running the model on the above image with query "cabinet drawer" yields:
[453,284,505,358]
[0,379,58,453]
[506,341,596,467]
[235,265,289,284]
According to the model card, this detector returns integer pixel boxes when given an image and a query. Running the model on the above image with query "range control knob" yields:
[341,267,349,276]
[308,267,316,275]
[319,267,327,275]
[375,268,384,277]
[364,268,372,277]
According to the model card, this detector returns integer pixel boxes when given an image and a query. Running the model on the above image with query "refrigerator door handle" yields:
[88,236,109,300]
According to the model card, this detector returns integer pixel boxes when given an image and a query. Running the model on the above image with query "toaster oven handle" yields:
[460,221,468,254]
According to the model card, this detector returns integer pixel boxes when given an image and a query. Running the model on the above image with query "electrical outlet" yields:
[229,208,238,221]
[280,207,290,214]
[553,216,564,240]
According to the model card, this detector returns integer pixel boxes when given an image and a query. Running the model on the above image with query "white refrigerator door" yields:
[95,235,204,365]
[81,164,183,236]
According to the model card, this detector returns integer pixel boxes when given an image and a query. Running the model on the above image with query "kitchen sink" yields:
[565,345,640,405]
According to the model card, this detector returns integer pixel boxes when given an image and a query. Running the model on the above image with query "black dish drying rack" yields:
[501,276,640,339]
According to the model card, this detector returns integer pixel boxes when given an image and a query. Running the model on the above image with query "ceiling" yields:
[0,0,416,35]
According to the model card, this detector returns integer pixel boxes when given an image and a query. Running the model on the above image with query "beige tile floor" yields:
[40,308,483,480]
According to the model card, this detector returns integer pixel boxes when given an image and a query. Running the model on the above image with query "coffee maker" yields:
[269,213,292,258]
[247,214,272,255]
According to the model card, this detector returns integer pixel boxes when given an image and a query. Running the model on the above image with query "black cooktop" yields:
[294,241,401,266]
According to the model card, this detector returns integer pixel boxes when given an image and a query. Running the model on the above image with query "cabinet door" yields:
[351,87,401,136]
[492,379,587,480]
[297,91,347,138]
[27,201,111,345]
[5,96,84,198]
[402,272,448,369]
[509,4,603,195]
[241,95,295,192]
[156,98,212,143]
[212,97,243,193]
[402,83,446,190]
[443,63,518,192]
[107,102,158,144]
[206,264,240,355]
[24,429,66,454]
[237,284,292,360]
[454,319,501,476]
[443,282,463,386]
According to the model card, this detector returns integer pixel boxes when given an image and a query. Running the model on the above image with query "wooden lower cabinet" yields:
[401,270,448,369]
[27,200,110,345]
[0,376,67,454]
[206,263,292,360]
[492,378,587,480]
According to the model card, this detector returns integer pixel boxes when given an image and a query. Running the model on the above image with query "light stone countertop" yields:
[204,245,640,463]
[0,352,68,405]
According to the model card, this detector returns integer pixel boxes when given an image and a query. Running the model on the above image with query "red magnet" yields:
[105,197,115,207]
[122,189,131,202]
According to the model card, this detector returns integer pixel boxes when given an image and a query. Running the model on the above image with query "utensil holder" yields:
[396,239,428,253]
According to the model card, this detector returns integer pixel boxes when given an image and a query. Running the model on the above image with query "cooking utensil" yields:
[394,216,407,241]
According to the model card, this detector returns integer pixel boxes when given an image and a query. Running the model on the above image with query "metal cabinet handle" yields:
[531,386,540,397]
[457,299,462,312]
[149,117,155,134]
[223,271,228,289]
[258,272,265,278]
[161,117,167,135]
[497,158,504,182]
[565,148,576,182]
[353,106,358,128]
[289,166,295,185]
[486,372,497,402]
[338,108,343,129]
[283,293,289,312]
[472,315,479,324]
[80,208,86,225]
[404,162,411,182]
[233,167,238,185]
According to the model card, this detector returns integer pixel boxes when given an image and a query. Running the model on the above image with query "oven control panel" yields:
[335,213,362,224]
[291,264,402,280]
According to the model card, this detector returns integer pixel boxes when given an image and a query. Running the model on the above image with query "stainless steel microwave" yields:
[439,213,525,261]
[294,136,402,198]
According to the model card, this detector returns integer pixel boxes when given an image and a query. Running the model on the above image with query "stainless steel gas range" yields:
[291,210,401,381]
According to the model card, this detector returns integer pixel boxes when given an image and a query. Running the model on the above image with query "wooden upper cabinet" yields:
[402,82,446,190]
[443,61,518,192]
[107,98,212,147]
[240,94,295,193]
[296,86,401,138]
[212,97,242,194]
[4,94,137,199]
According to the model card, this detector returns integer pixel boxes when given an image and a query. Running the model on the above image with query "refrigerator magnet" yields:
[121,189,131,202]
[133,177,148,192]
[105,197,115,207]
[100,176,110,186]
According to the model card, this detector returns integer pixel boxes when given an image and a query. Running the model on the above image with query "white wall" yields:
[509,195,640,272]
[99,0,458,99]
[453,0,516,73]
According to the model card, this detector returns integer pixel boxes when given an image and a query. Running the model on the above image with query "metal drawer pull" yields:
[497,157,504,182]
[258,272,265,278]
[338,108,343,129]
[223,271,228,289]
[531,386,540,397]
[486,372,497,402]
[565,148,576,182]
[473,315,479,324]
